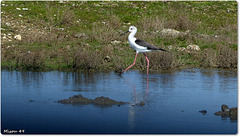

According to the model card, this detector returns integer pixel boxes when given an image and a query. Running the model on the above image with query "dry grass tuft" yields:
[72,48,102,70]
[88,15,122,44]
[141,51,176,70]
[200,45,237,69]
[167,13,198,31]
[200,49,218,68]
[138,16,165,32]
[217,45,237,69]
[16,51,45,69]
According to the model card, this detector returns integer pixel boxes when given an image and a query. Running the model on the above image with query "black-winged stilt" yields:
[120,26,168,75]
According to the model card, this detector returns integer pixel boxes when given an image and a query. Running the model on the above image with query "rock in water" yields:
[58,94,92,105]
[139,101,145,106]
[92,96,126,106]
[215,104,237,120]
[58,94,127,107]
[230,107,237,115]
[221,104,229,112]
[199,110,207,115]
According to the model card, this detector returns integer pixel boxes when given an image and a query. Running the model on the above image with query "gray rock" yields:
[14,34,21,41]
[74,33,86,38]
[160,29,180,37]
[111,40,122,45]
[186,44,200,52]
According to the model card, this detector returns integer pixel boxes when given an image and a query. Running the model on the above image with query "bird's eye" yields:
[130,28,133,30]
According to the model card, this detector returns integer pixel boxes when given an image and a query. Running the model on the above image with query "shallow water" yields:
[1,69,237,134]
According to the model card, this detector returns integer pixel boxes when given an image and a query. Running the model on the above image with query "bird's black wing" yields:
[135,39,168,52]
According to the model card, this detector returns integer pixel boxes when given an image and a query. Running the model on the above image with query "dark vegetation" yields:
[1,1,237,71]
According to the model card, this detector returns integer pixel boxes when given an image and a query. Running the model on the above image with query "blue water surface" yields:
[1,69,237,134]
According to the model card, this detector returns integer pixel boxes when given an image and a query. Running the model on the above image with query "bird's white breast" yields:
[128,36,147,52]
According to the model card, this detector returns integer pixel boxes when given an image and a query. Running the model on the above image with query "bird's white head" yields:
[129,26,137,32]
[120,26,137,36]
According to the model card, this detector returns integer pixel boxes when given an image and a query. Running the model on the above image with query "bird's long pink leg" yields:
[143,53,149,75]
[122,52,138,74]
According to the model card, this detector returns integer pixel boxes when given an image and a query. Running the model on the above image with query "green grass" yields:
[1,1,237,71]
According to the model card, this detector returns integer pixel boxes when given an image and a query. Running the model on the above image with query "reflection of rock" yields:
[214,104,237,120]
[58,94,127,106]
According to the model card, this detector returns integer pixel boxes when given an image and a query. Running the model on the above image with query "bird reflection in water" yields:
[121,75,149,131]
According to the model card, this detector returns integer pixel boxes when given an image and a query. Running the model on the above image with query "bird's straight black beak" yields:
[120,30,129,36]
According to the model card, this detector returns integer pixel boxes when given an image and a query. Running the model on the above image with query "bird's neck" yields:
[128,30,137,39]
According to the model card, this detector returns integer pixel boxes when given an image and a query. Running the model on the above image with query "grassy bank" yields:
[1,1,237,71]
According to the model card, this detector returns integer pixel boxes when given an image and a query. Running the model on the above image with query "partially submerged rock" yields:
[214,104,237,120]
[199,110,207,115]
[59,95,92,105]
[93,96,126,106]
[58,94,127,107]
[130,101,145,106]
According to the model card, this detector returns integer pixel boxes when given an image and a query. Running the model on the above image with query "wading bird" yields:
[120,26,168,75]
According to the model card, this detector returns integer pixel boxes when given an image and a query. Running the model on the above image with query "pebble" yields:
[16,8,21,10]
[14,34,22,41]
[74,33,86,38]
[22,8,28,11]
[104,56,112,62]
[6,22,10,26]
[111,40,122,45]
